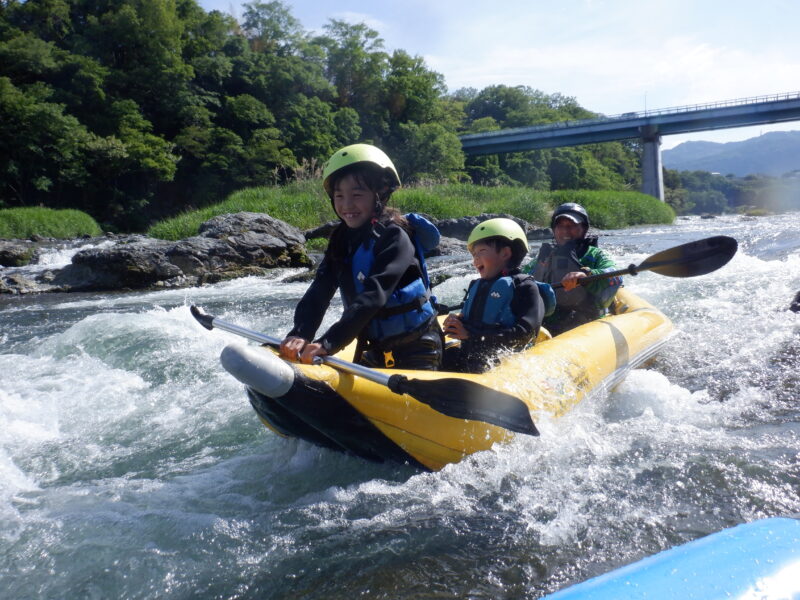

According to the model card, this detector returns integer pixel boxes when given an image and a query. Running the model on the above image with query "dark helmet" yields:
[551,203,590,229]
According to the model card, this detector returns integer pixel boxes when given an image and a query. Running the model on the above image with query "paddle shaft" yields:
[550,235,737,289]
[190,305,539,435]
[190,306,391,386]
[550,262,641,289]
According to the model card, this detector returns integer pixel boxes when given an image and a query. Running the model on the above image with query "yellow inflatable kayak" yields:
[212,287,673,471]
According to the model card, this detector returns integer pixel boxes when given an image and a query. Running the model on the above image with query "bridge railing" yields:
[460,91,800,140]
[609,90,800,119]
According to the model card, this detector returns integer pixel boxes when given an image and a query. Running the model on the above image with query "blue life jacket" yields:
[404,212,439,306]
[537,281,556,317]
[462,276,517,328]
[348,217,438,342]
[461,275,555,326]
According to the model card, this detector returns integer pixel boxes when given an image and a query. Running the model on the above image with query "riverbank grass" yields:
[0,207,103,239]
[147,181,675,240]
[148,180,334,240]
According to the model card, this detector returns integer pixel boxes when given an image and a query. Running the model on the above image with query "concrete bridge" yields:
[459,91,800,200]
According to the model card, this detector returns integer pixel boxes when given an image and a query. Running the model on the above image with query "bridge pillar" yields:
[640,126,664,201]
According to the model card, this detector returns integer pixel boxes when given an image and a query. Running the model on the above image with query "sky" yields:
[199,0,800,149]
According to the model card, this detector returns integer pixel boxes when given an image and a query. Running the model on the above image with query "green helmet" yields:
[322,143,400,198]
[467,218,529,253]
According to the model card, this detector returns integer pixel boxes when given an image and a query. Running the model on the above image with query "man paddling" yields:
[523,203,621,336]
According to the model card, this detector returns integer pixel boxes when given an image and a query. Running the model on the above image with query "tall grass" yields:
[551,190,675,229]
[392,184,554,225]
[147,180,675,240]
[0,207,103,239]
[147,180,335,240]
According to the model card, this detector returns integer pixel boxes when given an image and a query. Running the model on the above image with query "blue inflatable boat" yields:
[547,517,800,599]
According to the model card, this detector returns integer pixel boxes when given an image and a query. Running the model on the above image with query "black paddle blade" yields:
[389,375,539,436]
[190,305,215,330]
[638,235,737,278]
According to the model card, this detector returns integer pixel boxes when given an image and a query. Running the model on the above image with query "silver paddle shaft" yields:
[207,314,392,386]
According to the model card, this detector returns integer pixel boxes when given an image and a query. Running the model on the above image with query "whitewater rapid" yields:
[1,214,799,599]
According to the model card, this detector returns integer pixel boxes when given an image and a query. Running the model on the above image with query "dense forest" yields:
[0,0,645,230]
[1,0,793,233]
[663,169,800,215]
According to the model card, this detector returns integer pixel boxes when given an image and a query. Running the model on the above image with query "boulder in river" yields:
[434,213,551,241]
[0,212,311,294]
[0,240,38,267]
[790,291,800,313]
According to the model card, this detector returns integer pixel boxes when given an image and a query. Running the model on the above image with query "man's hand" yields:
[561,271,587,291]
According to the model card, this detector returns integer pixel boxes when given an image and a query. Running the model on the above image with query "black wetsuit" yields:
[287,220,442,370]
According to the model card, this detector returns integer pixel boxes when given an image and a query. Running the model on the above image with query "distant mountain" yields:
[662,131,800,176]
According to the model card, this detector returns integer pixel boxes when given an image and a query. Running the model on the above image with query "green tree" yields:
[392,122,465,182]
[0,77,90,206]
[384,50,445,124]
[317,19,388,140]
[462,85,637,190]
[689,189,727,214]
[242,0,305,55]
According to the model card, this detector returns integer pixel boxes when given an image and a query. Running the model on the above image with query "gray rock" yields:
[433,213,547,242]
[429,236,466,256]
[57,239,182,290]
[0,212,312,294]
[200,212,305,245]
[527,227,553,240]
[791,291,800,313]
[0,240,37,267]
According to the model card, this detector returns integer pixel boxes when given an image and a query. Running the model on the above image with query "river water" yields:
[1,214,799,599]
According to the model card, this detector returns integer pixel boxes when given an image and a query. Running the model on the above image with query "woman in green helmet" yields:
[443,218,549,373]
[279,143,443,370]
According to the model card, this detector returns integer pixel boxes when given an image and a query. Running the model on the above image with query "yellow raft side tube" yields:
[289,288,673,471]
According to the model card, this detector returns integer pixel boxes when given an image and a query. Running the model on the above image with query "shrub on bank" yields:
[552,190,675,229]
[392,184,553,225]
[148,180,334,240]
[0,207,103,239]
[147,180,674,241]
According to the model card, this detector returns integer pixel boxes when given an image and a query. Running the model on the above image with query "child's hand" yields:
[297,342,328,364]
[280,336,307,361]
[443,314,469,340]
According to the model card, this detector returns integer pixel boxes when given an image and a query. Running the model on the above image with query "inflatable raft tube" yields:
[546,517,800,599]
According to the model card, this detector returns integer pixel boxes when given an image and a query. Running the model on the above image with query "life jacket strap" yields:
[375,289,432,318]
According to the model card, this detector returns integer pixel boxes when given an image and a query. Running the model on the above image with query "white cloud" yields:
[327,11,388,34]
[429,32,800,117]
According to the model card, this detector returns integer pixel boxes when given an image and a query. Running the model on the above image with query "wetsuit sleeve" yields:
[315,226,417,355]
[286,255,338,341]
[463,277,544,348]
[581,246,621,307]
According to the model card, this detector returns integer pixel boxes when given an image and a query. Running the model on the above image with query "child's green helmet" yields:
[467,218,529,252]
[322,143,400,198]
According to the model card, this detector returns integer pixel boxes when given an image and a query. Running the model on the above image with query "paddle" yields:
[550,235,738,289]
[190,305,539,435]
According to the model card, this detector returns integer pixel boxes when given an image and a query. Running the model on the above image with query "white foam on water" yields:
[2,214,800,598]
[38,240,116,268]
[0,304,257,515]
